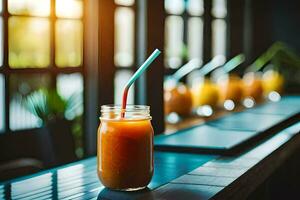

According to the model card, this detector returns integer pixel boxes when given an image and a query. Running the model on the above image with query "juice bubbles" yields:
[98,105,154,191]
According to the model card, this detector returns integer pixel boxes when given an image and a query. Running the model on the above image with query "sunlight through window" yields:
[56,0,83,19]
[8,0,50,17]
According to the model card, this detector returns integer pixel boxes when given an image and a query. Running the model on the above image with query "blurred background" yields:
[0,0,299,180]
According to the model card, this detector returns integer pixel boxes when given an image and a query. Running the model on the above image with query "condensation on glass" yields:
[8,0,51,17]
[165,16,184,69]
[114,70,134,105]
[56,20,83,67]
[188,17,203,63]
[9,17,50,68]
[212,19,226,58]
[0,75,4,132]
[57,73,83,120]
[9,74,50,131]
[114,7,134,67]
[56,0,83,19]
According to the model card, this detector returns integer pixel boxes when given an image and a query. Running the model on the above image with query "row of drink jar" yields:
[164,69,284,120]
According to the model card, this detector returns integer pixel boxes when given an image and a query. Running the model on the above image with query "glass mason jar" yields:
[97,105,154,191]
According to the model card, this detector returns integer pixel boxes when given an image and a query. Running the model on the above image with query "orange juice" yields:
[164,83,193,116]
[98,105,154,191]
[191,78,219,108]
[218,74,244,104]
[243,72,263,102]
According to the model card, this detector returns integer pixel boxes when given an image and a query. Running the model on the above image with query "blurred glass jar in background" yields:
[191,77,219,116]
[242,72,264,103]
[262,69,284,100]
[217,74,244,110]
[164,82,193,117]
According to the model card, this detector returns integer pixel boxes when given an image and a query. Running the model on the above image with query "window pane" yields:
[0,18,3,66]
[165,16,184,69]
[114,7,134,67]
[114,70,134,105]
[9,74,50,131]
[115,0,134,6]
[9,17,50,68]
[56,0,83,19]
[0,75,4,132]
[56,20,83,67]
[57,73,83,120]
[0,0,2,13]
[165,0,185,15]
[188,17,203,62]
[8,0,50,17]
[212,0,227,18]
[187,0,204,16]
[212,19,227,58]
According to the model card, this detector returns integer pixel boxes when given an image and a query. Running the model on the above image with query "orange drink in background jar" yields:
[98,105,154,191]
[191,78,220,108]
[243,72,264,102]
[164,83,193,116]
[217,74,244,105]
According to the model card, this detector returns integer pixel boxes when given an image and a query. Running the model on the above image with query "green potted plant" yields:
[248,42,300,94]
[25,88,83,165]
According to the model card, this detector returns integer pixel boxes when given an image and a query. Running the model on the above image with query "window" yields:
[9,17,50,68]
[9,74,51,130]
[56,73,83,120]
[211,0,227,58]
[114,0,135,104]
[1,0,84,155]
[0,74,4,132]
[163,0,228,128]
[164,0,204,70]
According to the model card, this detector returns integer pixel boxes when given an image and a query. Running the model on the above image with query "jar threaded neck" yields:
[100,105,151,120]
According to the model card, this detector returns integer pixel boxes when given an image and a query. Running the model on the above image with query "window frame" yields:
[0,0,85,138]
[114,1,137,105]
[164,0,207,75]
[98,0,165,140]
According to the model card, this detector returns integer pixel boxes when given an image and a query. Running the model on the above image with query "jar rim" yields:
[100,105,151,121]
[101,104,150,112]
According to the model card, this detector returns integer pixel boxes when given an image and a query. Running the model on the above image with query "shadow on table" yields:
[0,120,77,181]
[97,187,155,200]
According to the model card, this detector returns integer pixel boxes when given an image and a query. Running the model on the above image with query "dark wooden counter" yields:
[2,122,298,200]
[147,122,300,200]
[0,97,300,200]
